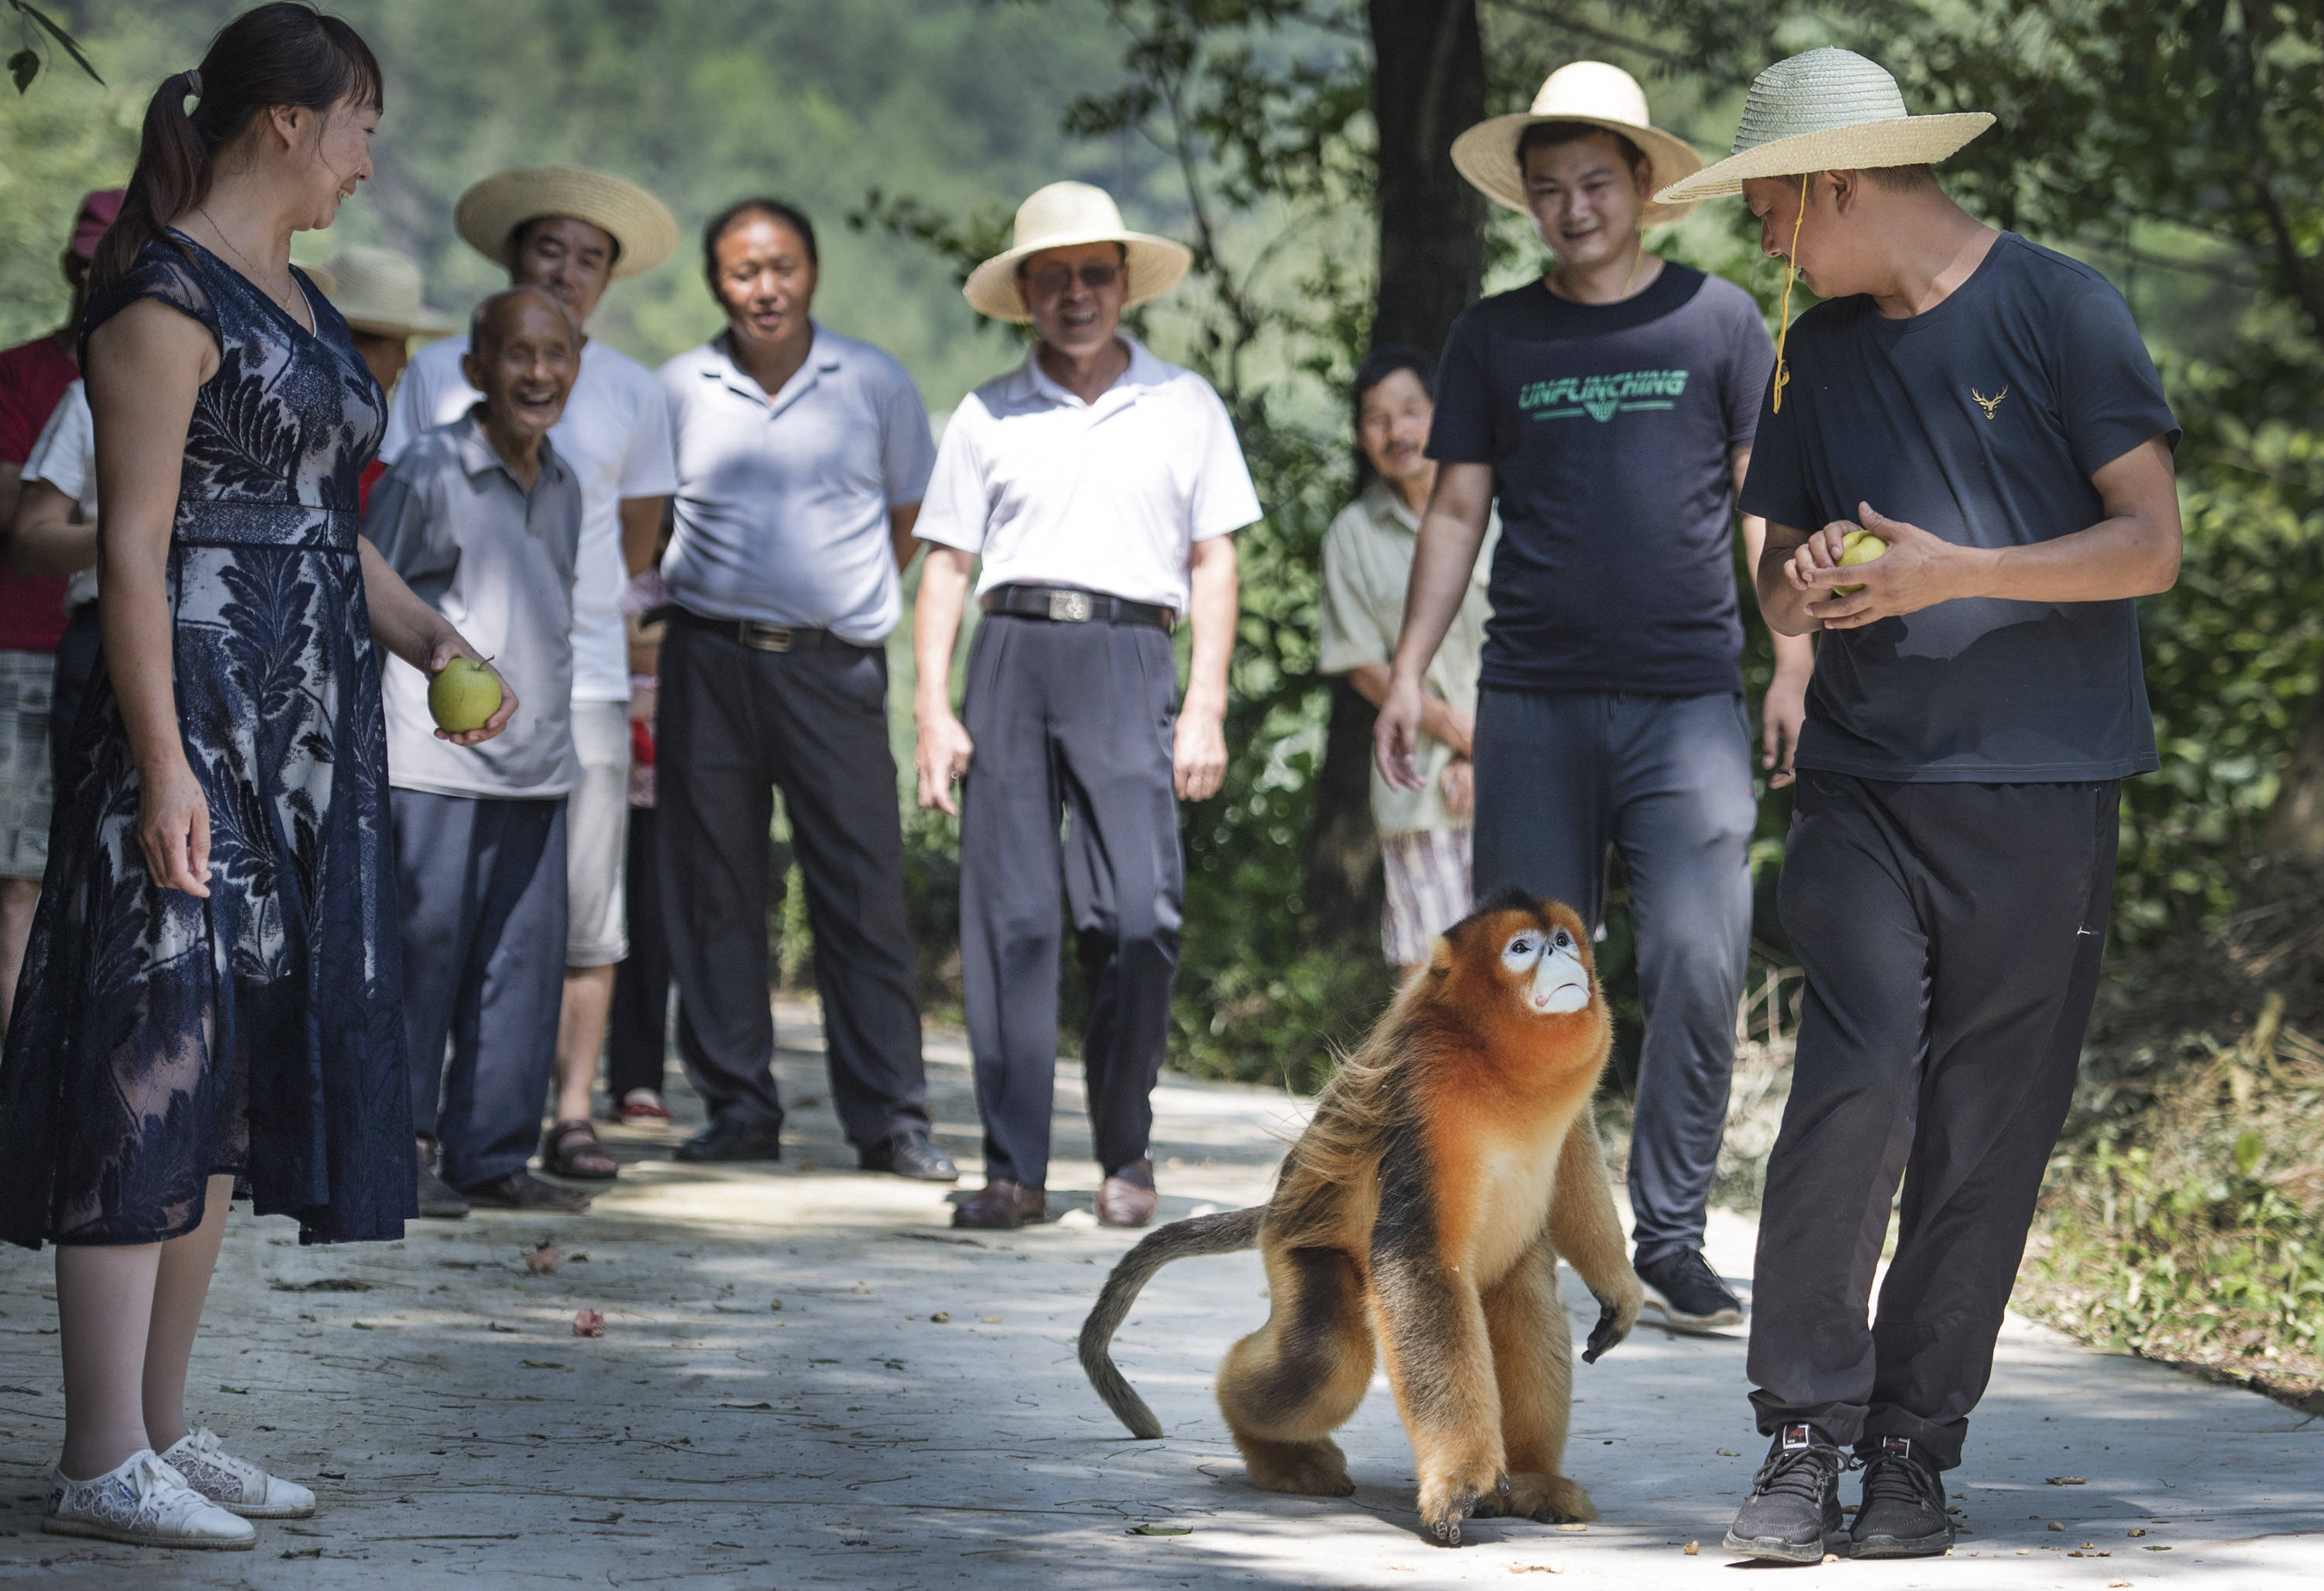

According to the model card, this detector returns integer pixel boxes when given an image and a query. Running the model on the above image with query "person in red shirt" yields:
[0,188,120,1038]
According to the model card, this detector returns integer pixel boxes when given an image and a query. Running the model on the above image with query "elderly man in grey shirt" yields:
[652,198,953,1182]
[366,287,590,1218]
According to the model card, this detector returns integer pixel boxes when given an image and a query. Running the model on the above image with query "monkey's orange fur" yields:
[1079,894,1642,1546]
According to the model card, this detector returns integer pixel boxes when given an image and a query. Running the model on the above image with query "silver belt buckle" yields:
[741,621,796,652]
[1047,589,1095,623]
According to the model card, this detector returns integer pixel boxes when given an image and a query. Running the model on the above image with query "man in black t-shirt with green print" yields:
[1655,48,2183,1565]
[1380,61,1814,1335]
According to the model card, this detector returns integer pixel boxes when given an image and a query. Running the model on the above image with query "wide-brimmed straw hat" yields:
[962,182,1193,325]
[454,166,679,280]
[324,245,454,340]
[1655,47,1993,204]
[1452,62,1703,228]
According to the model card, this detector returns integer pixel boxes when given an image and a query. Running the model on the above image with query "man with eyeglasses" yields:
[913,182,1260,1231]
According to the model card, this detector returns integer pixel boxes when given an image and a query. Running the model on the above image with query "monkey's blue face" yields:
[1501,924,1590,1015]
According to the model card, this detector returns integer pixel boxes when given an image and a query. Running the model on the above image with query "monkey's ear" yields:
[1426,936,1453,976]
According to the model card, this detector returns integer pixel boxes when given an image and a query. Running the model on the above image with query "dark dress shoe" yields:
[952,1180,1047,1229]
[674,1117,784,1163]
[859,1129,958,1183]
[414,1144,469,1219]
[459,1169,591,1212]
[1096,1157,1157,1227]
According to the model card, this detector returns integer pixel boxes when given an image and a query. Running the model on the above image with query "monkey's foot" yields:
[1476,1470,1597,1524]
[1415,1456,1506,1547]
[1236,1435,1354,1497]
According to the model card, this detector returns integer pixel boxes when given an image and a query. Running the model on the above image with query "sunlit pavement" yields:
[0,1000,2313,1586]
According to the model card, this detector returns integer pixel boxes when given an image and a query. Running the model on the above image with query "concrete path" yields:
[0,1004,2314,1587]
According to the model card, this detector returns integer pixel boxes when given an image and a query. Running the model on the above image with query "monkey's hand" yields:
[1580,1274,1642,1364]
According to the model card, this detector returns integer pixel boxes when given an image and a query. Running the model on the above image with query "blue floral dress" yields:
[0,232,414,1248]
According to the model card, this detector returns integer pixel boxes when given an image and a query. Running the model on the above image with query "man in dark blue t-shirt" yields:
[1655,48,2183,1565]
[1382,61,1812,1333]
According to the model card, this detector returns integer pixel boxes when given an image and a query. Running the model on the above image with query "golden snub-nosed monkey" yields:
[1078,890,1642,1545]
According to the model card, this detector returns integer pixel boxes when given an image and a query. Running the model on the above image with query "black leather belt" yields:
[658,605,865,653]
[981,583,1175,631]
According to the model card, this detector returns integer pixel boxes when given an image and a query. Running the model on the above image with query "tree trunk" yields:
[1367,0,1489,352]
[2264,692,2324,861]
[1300,0,1487,942]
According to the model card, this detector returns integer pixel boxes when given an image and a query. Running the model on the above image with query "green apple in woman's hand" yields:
[1831,528,1887,596]
[428,656,504,734]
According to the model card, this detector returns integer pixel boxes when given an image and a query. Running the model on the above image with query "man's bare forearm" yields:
[1184,534,1237,720]
[913,545,973,720]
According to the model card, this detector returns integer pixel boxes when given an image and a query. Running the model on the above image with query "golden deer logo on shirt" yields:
[1971,385,2009,420]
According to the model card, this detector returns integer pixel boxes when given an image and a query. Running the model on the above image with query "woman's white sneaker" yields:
[42,1448,256,1549]
[160,1427,318,1519]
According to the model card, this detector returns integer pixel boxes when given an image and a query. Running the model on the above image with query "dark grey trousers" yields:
[394,789,568,1189]
[1750,772,2118,1469]
[959,615,1182,1189]
[655,619,928,1149]
[1471,688,1755,1266]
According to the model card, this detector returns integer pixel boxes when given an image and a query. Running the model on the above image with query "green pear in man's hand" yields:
[1831,527,1887,596]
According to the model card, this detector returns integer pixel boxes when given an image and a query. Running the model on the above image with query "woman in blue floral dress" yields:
[0,6,512,1551]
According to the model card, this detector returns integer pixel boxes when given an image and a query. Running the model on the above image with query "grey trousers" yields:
[1750,773,2117,1468]
[393,789,568,1189]
[959,615,1182,1189]
[655,619,929,1149]
[1471,688,1755,1265]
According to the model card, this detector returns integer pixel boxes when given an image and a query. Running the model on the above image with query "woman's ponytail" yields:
[94,70,213,287]
[88,5,381,290]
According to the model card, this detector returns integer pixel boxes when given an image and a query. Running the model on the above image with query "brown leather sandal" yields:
[541,1119,620,1180]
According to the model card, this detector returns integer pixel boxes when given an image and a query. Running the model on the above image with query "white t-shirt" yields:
[382,333,678,703]
[22,379,99,611]
[914,336,1261,612]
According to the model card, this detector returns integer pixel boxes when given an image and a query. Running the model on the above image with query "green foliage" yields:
[2030,1138,2324,1381]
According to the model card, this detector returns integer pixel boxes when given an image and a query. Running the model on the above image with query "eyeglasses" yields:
[1021,260,1120,297]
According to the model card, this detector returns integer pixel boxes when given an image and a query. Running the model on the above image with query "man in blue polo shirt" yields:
[654,198,954,1185]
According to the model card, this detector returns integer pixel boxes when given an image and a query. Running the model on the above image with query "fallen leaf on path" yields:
[526,1244,562,1274]
[768,1298,782,1311]
[2128,1527,2147,1537]
[572,1310,605,1337]
[1508,1567,1558,1575]
[2048,1521,2065,1531]
[521,1359,568,1369]
[982,1315,1002,1323]
[1554,1523,1587,1533]
[218,1385,249,1395]
[1716,1448,1739,1456]
[487,1322,517,1333]
[1683,1541,1699,1555]
[1128,1524,1191,1536]
[2047,1476,2087,1486]
[930,1312,951,1323]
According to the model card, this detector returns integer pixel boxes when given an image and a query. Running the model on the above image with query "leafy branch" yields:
[8,0,100,94]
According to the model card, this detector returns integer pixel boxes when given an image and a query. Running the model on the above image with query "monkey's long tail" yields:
[1078,1206,1264,1439]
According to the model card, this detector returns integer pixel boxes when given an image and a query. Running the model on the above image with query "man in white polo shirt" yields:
[913,182,1260,1231]
[655,198,954,1183]
[382,167,680,1184]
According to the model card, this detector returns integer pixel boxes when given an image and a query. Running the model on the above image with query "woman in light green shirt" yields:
[1317,346,1496,974]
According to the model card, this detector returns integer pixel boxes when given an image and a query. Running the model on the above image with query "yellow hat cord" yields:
[1772,170,1808,414]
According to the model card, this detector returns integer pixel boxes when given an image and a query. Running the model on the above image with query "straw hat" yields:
[1450,62,1703,228]
[1654,48,1994,204]
[961,182,1193,325]
[454,166,679,280]
[324,245,453,340]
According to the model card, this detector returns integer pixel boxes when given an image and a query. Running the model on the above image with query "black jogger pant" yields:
[958,614,1183,1190]
[655,619,930,1149]
[607,804,670,1101]
[1748,771,2119,1469]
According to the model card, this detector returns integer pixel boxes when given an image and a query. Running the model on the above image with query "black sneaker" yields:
[1723,1424,1846,1565]
[1851,1436,1952,1558]
[1636,1247,1745,1330]
[858,1129,958,1183]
